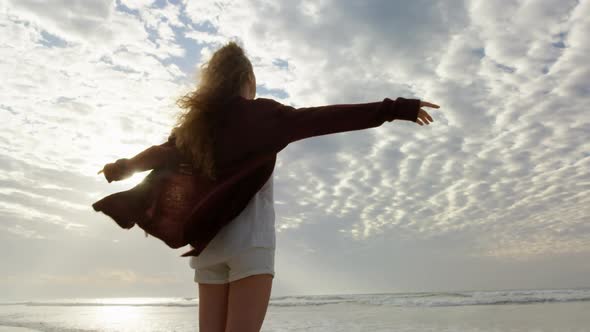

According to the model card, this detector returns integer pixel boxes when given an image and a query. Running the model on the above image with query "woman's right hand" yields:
[416,100,440,126]
[97,158,134,183]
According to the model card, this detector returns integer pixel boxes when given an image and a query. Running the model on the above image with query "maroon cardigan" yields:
[92,95,420,257]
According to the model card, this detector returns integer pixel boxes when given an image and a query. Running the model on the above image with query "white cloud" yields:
[0,0,588,299]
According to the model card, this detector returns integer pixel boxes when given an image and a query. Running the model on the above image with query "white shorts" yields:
[193,246,275,284]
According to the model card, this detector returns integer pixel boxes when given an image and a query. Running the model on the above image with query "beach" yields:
[266,301,590,332]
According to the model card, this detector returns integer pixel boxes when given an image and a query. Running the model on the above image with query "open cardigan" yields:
[92,95,421,257]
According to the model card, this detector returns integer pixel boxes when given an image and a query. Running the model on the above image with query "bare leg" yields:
[225,274,273,332]
[198,282,229,332]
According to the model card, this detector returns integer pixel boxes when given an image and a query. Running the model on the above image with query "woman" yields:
[98,40,440,332]
[178,42,277,332]
[180,41,439,332]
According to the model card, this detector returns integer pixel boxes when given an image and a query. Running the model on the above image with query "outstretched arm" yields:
[97,139,178,182]
[278,97,422,144]
[127,144,176,172]
[252,96,422,153]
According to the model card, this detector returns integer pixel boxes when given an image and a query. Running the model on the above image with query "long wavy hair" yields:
[171,41,254,181]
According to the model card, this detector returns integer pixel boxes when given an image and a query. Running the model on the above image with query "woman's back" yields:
[189,168,275,270]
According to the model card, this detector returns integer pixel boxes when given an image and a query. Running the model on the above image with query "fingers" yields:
[415,101,440,126]
[101,163,116,181]
[416,110,433,125]
[99,161,135,182]
[102,163,130,182]
[420,100,440,109]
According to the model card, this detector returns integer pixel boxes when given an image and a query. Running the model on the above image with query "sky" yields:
[0,0,588,301]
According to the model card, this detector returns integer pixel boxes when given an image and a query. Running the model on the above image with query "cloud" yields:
[0,0,588,299]
[0,269,180,287]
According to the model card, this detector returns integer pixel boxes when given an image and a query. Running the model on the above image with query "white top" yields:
[189,170,275,268]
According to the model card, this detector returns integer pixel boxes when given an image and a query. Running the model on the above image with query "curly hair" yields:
[171,40,254,181]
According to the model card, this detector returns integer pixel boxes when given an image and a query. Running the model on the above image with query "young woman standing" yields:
[99,40,440,332]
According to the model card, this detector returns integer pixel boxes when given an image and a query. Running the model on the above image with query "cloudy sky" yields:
[1,0,589,301]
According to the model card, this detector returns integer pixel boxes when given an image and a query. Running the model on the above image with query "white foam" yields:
[1,288,589,308]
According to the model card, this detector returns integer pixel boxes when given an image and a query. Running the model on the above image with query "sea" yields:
[1,288,589,331]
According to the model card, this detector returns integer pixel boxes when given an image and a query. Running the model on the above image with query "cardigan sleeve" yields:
[127,135,183,173]
[254,96,420,151]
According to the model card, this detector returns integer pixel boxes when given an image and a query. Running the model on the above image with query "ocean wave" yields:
[1,288,589,308]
